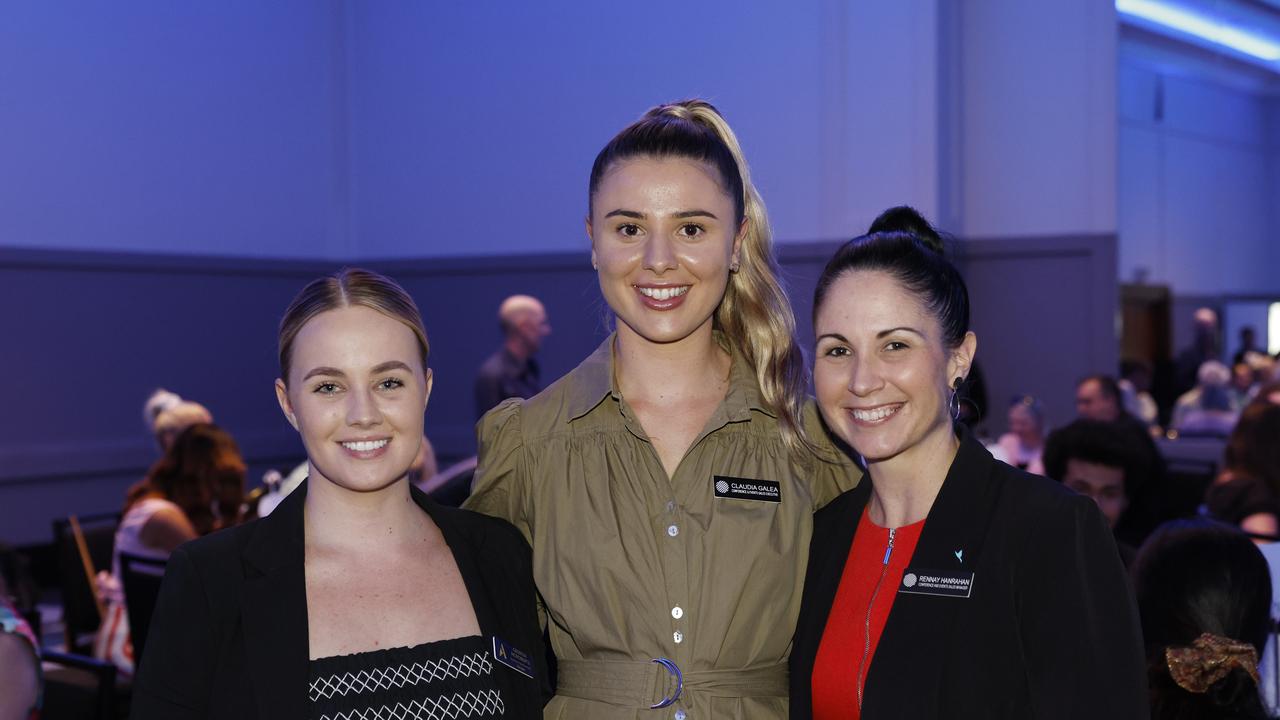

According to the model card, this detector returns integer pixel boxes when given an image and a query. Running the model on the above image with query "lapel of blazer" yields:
[863,429,1005,715]
[804,479,872,648]
[414,487,502,638]
[240,480,310,720]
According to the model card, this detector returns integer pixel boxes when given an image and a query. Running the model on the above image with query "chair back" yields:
[119,551,167,664]
[52,512,119,653]
[41,649,120,720]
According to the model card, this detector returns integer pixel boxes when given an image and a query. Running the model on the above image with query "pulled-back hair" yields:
[813,206,970,349]
[1132,519,1271,719]
[589,100,810,456]
[1224,398,1280,499]
[1042,419,1150,502]
[278,268,429,381]
[127,423,247,535]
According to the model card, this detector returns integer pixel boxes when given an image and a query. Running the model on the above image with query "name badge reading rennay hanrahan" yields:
[899,568,975,598]
[713,476,781,503]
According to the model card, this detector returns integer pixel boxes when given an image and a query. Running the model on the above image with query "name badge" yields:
[713,476,781,503]
[899,568,975,598]
[492,636,534,679]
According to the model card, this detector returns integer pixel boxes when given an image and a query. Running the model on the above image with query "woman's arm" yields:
[130,546,214,719]
[1016,494,1150,719]
[139,504,199,553]
[1240,512,1279,541]
[464,399,531,542]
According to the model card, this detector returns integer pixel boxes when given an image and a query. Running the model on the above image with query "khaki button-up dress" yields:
[466,335,860,719]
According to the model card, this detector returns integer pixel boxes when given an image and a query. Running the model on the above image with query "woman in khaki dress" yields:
[466,100,858,719]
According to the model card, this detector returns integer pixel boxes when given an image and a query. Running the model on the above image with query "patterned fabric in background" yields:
[0,594,42,717]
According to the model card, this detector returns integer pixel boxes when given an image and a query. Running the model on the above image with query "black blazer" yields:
[131,481,546,719]
[790,432,1149,719]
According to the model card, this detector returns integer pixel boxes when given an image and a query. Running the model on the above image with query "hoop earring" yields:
[949,377,963,421]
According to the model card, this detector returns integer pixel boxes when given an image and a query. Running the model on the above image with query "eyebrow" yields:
[877,326,926,339]
[301,361,413,381]
[815,327,926,344]
[602,209,719,220]
[302,366,344,381]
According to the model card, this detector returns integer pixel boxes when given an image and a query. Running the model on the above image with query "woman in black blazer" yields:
[789,208,1147,719]
[132,269,545,719]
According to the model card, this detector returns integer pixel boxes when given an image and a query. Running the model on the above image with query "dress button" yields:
[667,524,679,537]
[674,711,687,720]
[666,500,676,513]
[673,630,684,644]
[671,606,683,619]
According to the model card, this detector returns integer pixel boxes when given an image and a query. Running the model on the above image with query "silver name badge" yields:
[899,568,975,598]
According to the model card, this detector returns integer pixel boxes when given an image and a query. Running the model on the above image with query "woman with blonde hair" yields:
[466,100,859,718]
[133,269,545,719]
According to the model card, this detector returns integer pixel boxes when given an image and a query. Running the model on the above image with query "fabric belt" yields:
[556,658,788,707]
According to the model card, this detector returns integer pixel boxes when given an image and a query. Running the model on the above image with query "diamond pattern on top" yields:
[318,690,504,720]
[310,652,495,701]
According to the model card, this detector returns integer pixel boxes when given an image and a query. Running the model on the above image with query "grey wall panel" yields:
[0,238,1117,544]
[960,234,1119,434]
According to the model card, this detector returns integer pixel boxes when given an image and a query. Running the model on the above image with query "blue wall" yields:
[0,1,347,258]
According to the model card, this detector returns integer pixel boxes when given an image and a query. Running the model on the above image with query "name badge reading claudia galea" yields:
[492,636,535,679]
[713,476,781,503]
[899,568,975,598]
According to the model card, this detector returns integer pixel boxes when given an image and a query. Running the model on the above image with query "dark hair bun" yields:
[868,205,945,255]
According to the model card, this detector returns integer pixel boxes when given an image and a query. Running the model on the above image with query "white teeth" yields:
[342,439,388,452]
[637,286,690,301]
[852,406,899,422]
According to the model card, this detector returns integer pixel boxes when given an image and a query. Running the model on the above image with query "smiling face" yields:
[814,270,975,466]
[587,156,743,347]
[274,305,431,495]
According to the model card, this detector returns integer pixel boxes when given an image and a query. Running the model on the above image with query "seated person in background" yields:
[1043,419,1149,566]
[1205,397,1280,541]
[1231,361,1256,408]
[94,423,247,674]
[0,565,40,720]
[1132,519,1271,720]
[1076,374,1168,546]
[1120,359,1160,427]
[987,394,1046,473]
[474,294,550,419]
[143,388,214,453]
[1171,360,1238,437]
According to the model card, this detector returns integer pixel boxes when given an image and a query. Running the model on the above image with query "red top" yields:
[811,508,926,720]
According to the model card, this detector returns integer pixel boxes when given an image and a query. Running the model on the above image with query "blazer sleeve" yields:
[130,545,215,719]
[1014,493,1150,720]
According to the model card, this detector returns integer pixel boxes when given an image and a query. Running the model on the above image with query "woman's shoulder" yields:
[170,514,277,580]
[125,495,181,522]
[990,457,1093,521]
[433,503,530,553]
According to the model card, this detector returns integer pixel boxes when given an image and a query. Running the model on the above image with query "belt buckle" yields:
[649,657,683,709]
